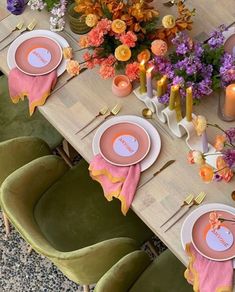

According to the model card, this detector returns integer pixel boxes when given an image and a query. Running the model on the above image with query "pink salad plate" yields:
[192,210,235,261]
[14,36,62,76]
[98,121,151,167]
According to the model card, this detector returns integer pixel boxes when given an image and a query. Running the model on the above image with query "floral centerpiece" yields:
[153,25,235,104]
[75,0,195,79]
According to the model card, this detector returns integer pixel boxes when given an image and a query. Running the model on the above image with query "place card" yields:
[206,226,233,252]
[28,47,51,68]
[113,134,139,157]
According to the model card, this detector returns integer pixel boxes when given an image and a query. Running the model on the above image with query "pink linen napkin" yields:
[89,154,141,215]
[185,242,233,292]
[8,68,57,116]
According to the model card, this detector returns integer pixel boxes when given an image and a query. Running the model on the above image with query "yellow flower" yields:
[193,115,207,136]
[115,45,131,61]
[137,49,151,62]
[192,150,205,165]
[85,14,98,27]
[111,19,126,34]
[66,60,80,76]
[162,15,176,29]
[63,47,73,60]
[79,36,89,48]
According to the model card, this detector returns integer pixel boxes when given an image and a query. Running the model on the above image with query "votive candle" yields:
[224,84,235,118]
[139,60,147,94]
[169,85,179,110]
[186,87,193,122]
[146,66,154,98]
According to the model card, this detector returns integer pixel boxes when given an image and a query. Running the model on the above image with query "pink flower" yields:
[209,211,222,230]
[96,18,112,34]
[222,168,233,182]
[187,150,194,164]
[120,31,137,48]
[99,64,115,79]
[151,40,168,56]
[83,52,95,69]
[101,55,116,66]
[87,28,104,47]
[125,62,140,82]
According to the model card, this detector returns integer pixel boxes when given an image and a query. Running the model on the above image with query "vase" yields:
[68,3,91,35]
[217,88,235,122]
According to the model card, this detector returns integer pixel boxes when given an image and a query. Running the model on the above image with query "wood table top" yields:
[0,0,235,269]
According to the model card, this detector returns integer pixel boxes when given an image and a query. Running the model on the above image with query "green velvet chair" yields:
[0,136,52,235]
[0,155,154,289]
[94,250,192,292]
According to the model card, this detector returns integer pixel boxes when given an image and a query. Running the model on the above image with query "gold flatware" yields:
[142,108,174,140]
[163,0,176,7]
[164,191,206,232]
[137,160,176,189]
[160,193,194,227]
[81,103,122,139]
[0,19,37,51]
[0,21,24,43]
[75,106,109,134]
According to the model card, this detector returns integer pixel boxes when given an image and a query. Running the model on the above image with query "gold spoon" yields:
[142,108,174,140]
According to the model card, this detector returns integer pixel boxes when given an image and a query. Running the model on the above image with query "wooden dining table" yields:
[0,0,235,281]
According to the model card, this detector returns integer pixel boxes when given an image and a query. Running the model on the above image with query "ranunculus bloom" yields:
[137,49,151,63]
[115,45,131,61]
[7,0,26,15]
[85,14,98,27]
[66,60,80,76]
[162,15,176,29]
[199,164,214,183]
[187,150,194,164]
[63,47,73,60]
[151,40,168,56]
[209,211,221,230]
[119,31,137,48]
[79,36,89,48]
[111,19,126,34]
[192,150,205,165]
[125,62,140,82]
[193,115,207,136]
[214,134,226,151]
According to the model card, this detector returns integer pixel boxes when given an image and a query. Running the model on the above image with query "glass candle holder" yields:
[218,86,235,122]
[112,75,132,97]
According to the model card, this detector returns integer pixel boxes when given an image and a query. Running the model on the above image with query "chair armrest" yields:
[94,250,151,292]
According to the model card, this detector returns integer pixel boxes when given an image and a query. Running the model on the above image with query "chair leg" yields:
[2,211,10,236]
[83,285,90,292]
[56,145,73,168]
[146,240,158,257]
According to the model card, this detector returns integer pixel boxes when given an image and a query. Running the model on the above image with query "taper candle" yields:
[146,66,154,98]
[186,87,193,121]
[161,75,168,94]
[224,83,235,118]
[169,85,179,110]
[139,60,147,94]
[157,80,164,97]
[175,92,182,121]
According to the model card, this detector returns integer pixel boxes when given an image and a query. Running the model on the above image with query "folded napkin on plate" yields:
[8,68,57,116]
[185,242,233,292]
[89,154,141,215]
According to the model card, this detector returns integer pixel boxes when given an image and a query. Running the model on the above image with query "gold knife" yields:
[137,160,176,189]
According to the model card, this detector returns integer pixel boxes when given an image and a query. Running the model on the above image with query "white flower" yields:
[192,151,205,165]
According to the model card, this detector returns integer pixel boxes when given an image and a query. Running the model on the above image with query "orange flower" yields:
[209,211,221,230]
[137,49,151,62]
[85,14,98,27]
[111,19,126,34]
[79,36,89,48]
[187,150,194,164]
[223,169,233,182]
[66,60,80,76]
[216,156,228,176]
[63,47,73,60]
[151,39,168,56]
[214,135,226,151]
[115,45,131,61]
[199,164,214,183]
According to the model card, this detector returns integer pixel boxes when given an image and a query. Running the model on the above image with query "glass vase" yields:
[217,88,235,122]
[68,3,91,35]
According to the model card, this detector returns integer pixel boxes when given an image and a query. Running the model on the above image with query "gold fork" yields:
[0,21,24,43]
[160,194,194,228]
[75,106,109,134]
[164,192,206,232]
[81,103,122,139]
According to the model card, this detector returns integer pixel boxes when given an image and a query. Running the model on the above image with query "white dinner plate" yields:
[7,30,69,77]
[223,26,235,58]
[92,115,161,172]
[181,203,235,267]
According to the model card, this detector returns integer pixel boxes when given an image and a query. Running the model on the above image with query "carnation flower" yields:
[99,65,115,79]
[125,62,140,82]
[101,55,116,66]
[63,47,73,59]
[66,60,80,76]
[79,36,89,48]
[87,28,104,47]
[96,18,112,34]
[83,52,95,69]
[119,31,137,48]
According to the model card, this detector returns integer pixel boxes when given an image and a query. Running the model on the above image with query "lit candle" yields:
[118,81,128,88]
[146,66,154,98]
[169,85,179,110]
[175,92,182,122]
[112,75,132,97]
[139,60,147,94]
[186,87,193,122]
[224,84,235,118]
[157,80,164,97]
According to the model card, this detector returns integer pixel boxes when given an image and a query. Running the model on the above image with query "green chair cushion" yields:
[0,75,62,149]
[34,159,153,252]
[130,249,192,292]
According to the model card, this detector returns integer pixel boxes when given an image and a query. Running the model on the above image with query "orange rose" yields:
[214,135,226,151]
[137,49,151,62]
[199,164,214,183]
[66,60,80,76]
[115,45,131,61]
[111,19,126,34]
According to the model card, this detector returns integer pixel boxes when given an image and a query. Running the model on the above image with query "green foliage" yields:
[142,17,159,33]
[44,0,59,11]
[101,4,113,20]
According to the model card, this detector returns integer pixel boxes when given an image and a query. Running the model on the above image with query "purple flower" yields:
[208,25,225,49]
[7,0,26,15]
[225,127,235,144]
[172,76,184,86]
[158,92,170,104]
[213,173,223,182]
[222,148,235,168]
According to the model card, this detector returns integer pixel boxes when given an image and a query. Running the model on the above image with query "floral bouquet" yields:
[153,25,235,104]
[75,0,194,80]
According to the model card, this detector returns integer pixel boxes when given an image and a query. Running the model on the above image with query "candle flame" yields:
[140,60,145,66]
[146,66,154,73]
[187,86,192,92]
